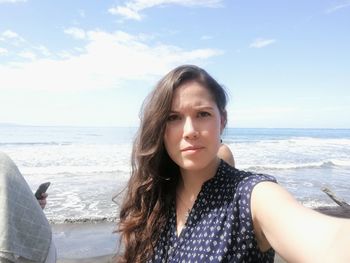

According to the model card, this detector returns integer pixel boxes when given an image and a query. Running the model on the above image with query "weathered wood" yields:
[322,187,350,209]
[313,187,350,219]
[314,206,350,219]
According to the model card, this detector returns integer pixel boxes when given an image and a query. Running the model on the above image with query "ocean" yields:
[1,125,349,223]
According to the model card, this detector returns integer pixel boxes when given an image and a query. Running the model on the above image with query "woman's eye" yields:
[198,111,211,118]
[167,114,180,122]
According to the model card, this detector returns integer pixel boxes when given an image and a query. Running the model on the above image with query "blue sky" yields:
[0,0,349,128]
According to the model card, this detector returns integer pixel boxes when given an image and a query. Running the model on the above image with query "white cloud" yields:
[109,0,223,20]
[57,50,74,59]
[0,0,26,3]
[326,0,350,13]
[201,35,213,40]
[2,30,20,39]
[1,30,25,45]
[0,29,222,91]
[64,27,86,39]
[249,38,276,48]
[0,47,8,55]
[109,6,142,20]
[35,45,51,57]
[1,31,51,59]
[18,51,37,60]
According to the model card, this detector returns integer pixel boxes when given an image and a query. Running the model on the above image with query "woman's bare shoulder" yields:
[218,144,235,167]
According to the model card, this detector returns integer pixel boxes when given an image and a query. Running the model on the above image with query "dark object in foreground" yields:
[316,187,350,219]
[35,181,51,199]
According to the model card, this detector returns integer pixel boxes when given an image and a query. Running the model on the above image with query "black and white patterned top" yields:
[151,160,277,263]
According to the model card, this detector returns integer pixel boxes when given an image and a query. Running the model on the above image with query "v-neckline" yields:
[174,194,197,238]
[173,160,223,238]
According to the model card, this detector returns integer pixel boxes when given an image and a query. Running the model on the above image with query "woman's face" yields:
[164,81,224,173]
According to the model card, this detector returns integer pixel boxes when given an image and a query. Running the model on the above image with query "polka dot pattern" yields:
[151,160,277,262]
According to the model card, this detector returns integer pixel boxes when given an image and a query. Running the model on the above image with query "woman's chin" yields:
[179,157,217,172]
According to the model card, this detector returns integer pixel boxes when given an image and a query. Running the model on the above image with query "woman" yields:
[116,65,350,262]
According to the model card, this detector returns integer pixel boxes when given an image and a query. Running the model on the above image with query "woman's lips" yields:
[181,146,204,153]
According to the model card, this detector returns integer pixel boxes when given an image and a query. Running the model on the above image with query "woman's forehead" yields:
[171,81,216,110]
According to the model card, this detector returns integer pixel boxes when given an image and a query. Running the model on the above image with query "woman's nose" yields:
[183,117,199,139]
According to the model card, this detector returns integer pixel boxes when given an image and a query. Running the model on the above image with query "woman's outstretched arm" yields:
[251,182,350,263]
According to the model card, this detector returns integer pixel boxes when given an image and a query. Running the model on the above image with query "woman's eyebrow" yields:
[170,104,215,112]
[170,106,214,112]
[194,105,215,110]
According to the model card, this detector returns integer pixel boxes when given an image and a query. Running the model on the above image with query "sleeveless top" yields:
[151,160,277,263]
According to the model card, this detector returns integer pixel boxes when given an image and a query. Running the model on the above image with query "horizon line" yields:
[0,123,349,130]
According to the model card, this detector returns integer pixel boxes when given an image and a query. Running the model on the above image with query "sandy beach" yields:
[52,222,117,263]
[52,222,286,263]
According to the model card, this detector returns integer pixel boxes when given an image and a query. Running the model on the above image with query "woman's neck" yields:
[178,157,220,200]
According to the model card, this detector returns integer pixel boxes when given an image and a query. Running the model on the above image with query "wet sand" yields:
[52,222,118,262]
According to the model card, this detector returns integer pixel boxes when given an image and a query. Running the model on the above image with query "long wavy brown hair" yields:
[116,65,228,263]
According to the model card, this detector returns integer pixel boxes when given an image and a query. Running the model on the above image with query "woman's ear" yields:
[220,110,227,133]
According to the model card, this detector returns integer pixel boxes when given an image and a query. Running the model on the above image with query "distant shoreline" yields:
[1,123,350,129]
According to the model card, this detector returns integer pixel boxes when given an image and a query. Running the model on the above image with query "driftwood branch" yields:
[321,187,350,209]
[313,187,350,219]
